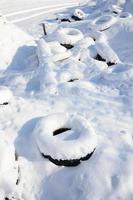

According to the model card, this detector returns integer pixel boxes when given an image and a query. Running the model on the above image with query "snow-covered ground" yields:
[0,0,133,200]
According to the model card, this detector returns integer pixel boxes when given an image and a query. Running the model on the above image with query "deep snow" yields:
[0,0,133,200]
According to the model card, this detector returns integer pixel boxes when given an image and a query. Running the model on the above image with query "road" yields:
[0,0,81,33]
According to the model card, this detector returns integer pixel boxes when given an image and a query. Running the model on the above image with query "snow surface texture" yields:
[0,0,133,199]
[0,16,37,71]
[0,86,13,104]
[0,138,18,199]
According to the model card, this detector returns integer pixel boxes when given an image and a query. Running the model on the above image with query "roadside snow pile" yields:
[0,0,133,199]
[0,16,36,70]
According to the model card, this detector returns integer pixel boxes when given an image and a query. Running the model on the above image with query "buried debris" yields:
[95,54,115,67]
[60,18,71,22]
[0,102,9,106]
[71,15,82,21]
[5,197,17,200]
[113,11,118,14]
[68,78,79,82]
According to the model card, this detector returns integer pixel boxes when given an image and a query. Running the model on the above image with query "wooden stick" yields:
[42,23,47,36]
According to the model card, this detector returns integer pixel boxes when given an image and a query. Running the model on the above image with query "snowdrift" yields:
[0,16,36,70]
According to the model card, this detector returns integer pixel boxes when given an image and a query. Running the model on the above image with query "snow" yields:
[103,19,133,63]
[0,18,36,70]
[0,86,13,104]
[37,38,71,63]
[0,0,133,199]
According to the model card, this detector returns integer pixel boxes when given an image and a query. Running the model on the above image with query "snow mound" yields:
[103,20,133,63]
[37,38,71,64]
[33,113,97,160]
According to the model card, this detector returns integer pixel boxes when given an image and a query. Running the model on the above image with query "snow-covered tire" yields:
[119,12,132,19]
[0,86,13,104]
[34,113,97,166]
[72,9,86,20]
[56,28,84,45]
[92,15,116,31]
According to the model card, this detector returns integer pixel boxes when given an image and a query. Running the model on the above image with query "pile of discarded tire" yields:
[33,113,97,167]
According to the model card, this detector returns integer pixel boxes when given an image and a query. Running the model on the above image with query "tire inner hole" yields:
[53,128,71,136]
[60,43,74,49]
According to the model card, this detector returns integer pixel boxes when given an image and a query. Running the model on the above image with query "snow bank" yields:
[0,18,36,70]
